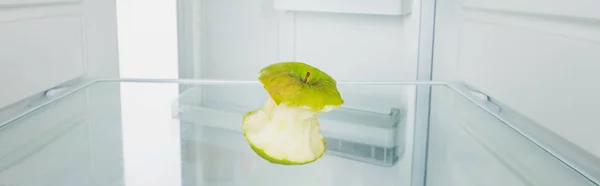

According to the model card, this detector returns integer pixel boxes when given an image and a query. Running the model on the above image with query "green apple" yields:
[242,62,344,165]
[257,62,344,112]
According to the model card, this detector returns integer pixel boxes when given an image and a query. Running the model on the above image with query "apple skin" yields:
[242,62,343,165]
[241,98,327,165]
[243,110,326,166]
[258,62,344,112]
[245,140,325,165]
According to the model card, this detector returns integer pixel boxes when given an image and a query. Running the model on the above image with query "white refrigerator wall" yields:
[433,0,600,163]
[194,0,418,82]
[191,0,421,117]
[0,0,120,109]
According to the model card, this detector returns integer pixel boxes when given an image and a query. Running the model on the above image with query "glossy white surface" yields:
[427,85,598,186]
[433,0,600,161]
[0,0,119,108]
[194,0,416,82]
[0,14,85,108]
[0,0,80,6]
[274,0,411,15]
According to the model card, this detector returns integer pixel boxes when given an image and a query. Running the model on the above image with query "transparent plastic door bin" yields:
[0,79,597,186]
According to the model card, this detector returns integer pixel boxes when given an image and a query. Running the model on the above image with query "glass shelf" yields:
[0,79,597,186]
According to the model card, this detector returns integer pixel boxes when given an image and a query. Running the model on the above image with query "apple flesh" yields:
[242,98,326,165]
[242,62,343,165]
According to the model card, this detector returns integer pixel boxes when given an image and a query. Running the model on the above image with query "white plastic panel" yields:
[0,14,85,108]
[461,0,600,20]
[0,0,118,110]
[433,0,600,162]
[0,0,80,7]
[294,13,409,82]
[427,86,598,186]
[195,0,415,82]
[458,17,600,156]
[274,0,411,15]
[196,0,415,111]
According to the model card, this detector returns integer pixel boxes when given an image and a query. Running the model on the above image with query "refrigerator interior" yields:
[176,0,600,184]
[173,0,425,184]
[175,0,420,82]
[0,80,597,186]
[0,0,599,185]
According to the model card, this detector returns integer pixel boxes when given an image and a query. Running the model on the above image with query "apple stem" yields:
[303,71,311,83]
